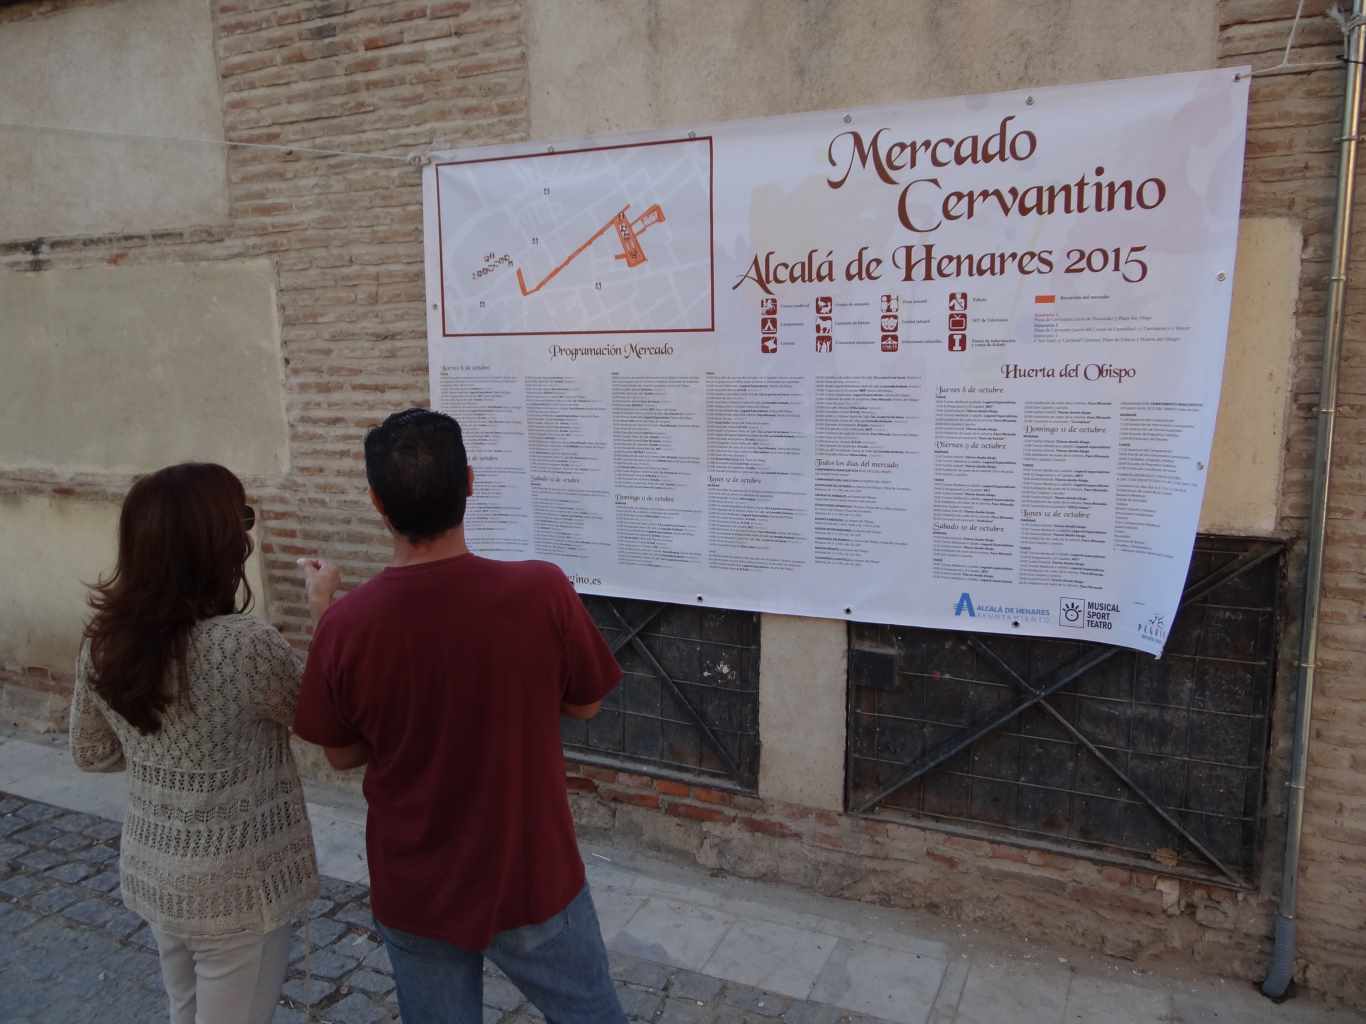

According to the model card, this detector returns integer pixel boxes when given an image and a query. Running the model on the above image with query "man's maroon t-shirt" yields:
[293,555,620,951]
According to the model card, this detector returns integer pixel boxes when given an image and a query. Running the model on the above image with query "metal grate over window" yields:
[562,597,761,791]
[847,537,1282,886]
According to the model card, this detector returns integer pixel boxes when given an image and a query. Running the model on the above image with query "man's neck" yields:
[390,526,471,568]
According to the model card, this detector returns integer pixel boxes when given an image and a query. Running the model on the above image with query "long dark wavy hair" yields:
[84,463,254,734]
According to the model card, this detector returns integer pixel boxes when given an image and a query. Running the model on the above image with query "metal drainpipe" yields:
[1262,0,1366,1001]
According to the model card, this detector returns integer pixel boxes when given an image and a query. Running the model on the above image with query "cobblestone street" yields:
[0,792,871,1024]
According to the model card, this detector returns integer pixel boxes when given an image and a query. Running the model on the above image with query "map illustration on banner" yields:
[423,69,1251,655]
[435,138,714,335]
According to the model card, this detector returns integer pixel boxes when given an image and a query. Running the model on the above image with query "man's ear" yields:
[466,465,475,497]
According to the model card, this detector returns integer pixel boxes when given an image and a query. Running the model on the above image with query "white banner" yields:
[423,68,1249,655]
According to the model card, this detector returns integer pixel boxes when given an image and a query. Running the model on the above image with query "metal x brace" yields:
[852,541,1283,877]
[970,637,1241,885]
[607,601,667,658]
[601,599,743,779]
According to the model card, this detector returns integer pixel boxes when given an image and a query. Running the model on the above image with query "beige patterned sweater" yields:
[70,614,319,937]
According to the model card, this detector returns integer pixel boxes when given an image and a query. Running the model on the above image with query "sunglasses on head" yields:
[242,505,256,532]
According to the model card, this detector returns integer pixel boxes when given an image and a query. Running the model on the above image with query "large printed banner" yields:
[423,68,1250,655]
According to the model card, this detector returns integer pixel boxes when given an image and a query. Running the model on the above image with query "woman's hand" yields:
[298,557,342,624]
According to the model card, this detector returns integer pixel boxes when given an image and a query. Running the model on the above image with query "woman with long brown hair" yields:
[69,463,319,1024]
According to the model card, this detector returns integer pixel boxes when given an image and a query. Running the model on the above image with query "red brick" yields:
[693,788,733,806]
[810,830,851,851]
[1025,849,1081,871]
[855,819,890,839]
[219,14,274,36]
[379,3,428,23]
[665,802,734,825]
[943,836,992,857]
[653,780,690,798]
[741,817,798,839]
[454,53,524,79]
[927,850,960,870]
[362,29,406,49]
[405,20,453,44]
[222,52,277,77]
[599,788,660,811]
[989,843,1030,864]
[241,202,294,218]
[565,777,597,794]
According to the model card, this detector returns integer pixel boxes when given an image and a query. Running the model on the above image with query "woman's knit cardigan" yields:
[70,615,319,937]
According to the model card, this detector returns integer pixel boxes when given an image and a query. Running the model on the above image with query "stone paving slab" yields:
[809,940,946,1024]
[3,750,1365,1024]
[0,791,890,1024]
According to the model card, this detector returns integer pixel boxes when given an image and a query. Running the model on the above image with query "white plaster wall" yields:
[0,0,227,239]
[1199,218,1302,535]
[0,261,289,477]
[0,494,268,675]
[758,615,847,810]
[527,0,1219,137]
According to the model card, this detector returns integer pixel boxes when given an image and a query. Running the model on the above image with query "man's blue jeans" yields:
[377,884,627,1024]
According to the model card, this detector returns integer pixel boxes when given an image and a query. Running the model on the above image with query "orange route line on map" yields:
[515,202,666,297]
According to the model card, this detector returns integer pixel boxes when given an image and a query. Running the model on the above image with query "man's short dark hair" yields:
[364,409,469,544]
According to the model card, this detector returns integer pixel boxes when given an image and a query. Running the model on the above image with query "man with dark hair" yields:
[361,408,470,541]
[293,408,626,1023]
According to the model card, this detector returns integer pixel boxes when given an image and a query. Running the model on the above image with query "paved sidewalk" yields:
[1,727,1362,1024]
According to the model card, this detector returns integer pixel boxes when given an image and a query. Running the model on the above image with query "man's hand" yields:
[298,557,342,625]
[561,701,602,721]
[324,742,369,771]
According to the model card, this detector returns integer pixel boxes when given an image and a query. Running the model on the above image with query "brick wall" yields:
[564,764,1272,974]
[1222,0,1366,1004]
[1,0,1362,1006]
